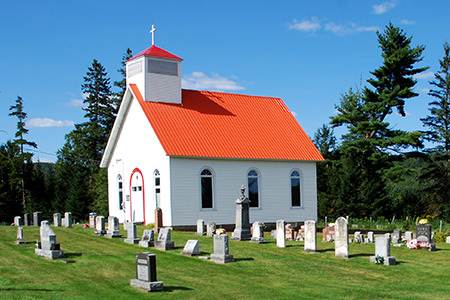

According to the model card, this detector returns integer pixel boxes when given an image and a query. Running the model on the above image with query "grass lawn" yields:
[1,225,449,300]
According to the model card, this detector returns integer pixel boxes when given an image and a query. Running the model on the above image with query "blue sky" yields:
[1,0,449,162]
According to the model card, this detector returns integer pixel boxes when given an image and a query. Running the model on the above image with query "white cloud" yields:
[401,19,415,25]
[288,17,321,33]
[182,72,245,92]
[67,99,84,107]
[26,118,74,128]
[372,0,398,14]
[325,22,378,36]
[417,87,430,94]
[413,71,434,80]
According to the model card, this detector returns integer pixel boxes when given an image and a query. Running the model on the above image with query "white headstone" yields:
[210,234,233,263]
[251,221,264,243]
[304,220,317,252]
[154,227,174,250]
[206,222,216,237]
[139,229,154,247]
[276,220,286,248]
[124,222,140,244]
[64,212,72,228]
[335,217,349,258]
[53,213,61,227]
[181,240,200,256]
[196,219,205,236]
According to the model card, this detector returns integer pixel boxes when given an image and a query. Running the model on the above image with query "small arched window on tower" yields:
[117,174,124,210]
[247,169,259,208]
[154,169,161,208]
[200,168,214,209]
[290,170,302,207]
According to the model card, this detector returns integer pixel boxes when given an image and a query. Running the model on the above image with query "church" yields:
[100,28,324,228]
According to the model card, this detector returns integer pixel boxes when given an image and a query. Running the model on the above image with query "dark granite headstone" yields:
[130,252,163,292]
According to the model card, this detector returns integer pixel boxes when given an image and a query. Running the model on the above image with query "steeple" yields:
[126,25,183,104]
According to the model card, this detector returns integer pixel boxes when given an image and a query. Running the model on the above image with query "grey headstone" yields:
[335,217,349,258]
[14,216,23,226]
[416,224,432,243]
[95,216,106,236]
[16,227,25,244]
[304,220,317,252]
[446,236,450,244]
[206,222,216,237]
[53,213,61,227]
[124,222,140,244]
[139,230,154,247]
[130,252,163,292]
[276,220,286,248]
[251,221,264,243]
[33,212,42,226]
[210,234,233,263]
[231,185,251,241]
[196,219,205,236]
[404,231,413,241]
[367,231,374,243]
[64,212,72,228]
[354,231,363,243]
[89,213,96,228]
[370,236,395,265]
[392,229,402,243]
[106,216,122,238]
[181,240,200,256]
[154,228,174,250]
[24,213,31,226]
[35,220,64,259]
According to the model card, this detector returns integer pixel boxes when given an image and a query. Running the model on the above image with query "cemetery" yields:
[2,216,450,299]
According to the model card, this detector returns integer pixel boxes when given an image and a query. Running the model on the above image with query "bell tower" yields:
[126,25,183,104]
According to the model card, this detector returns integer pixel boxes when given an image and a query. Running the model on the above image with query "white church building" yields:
[100,30,324,228]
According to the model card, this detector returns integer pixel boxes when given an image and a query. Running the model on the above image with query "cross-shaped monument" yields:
[150,25,156,46]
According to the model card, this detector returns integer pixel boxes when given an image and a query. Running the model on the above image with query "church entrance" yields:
[129,168,145,224]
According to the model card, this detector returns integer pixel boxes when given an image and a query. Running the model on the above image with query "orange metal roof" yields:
[128,45,183,61]
[130,84,324,161]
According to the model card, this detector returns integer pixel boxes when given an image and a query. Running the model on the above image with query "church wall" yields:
[106,95,171,225]
[168,157,318,227]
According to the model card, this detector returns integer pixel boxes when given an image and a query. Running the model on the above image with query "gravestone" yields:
[53,213,61,227]
[106,216,122,238]
[354,231,363,243]
[33,212,42,226]
[446,236,450,244]
[367,231,374,243]
[322,225,335,242]
[89,213,97,228]
[195,219,205,236]
[95,216,106,236]
[139,229,155,247]
[154,228,174,250]
[250,221,265,243]
[154,208,163,233]
[14,216,23,226]
[181,240,200,256]
[335,217,349,258]
[35,220,64,259]
[64,212,72,228]
[210,234,234,263]
[130,252,163,292]
[404,231,413,241]
[206,222,216,237]
[416,224,436,251]
[370,236,396,265]
[304,220,317,252]
[392,229,402,244]
[231,185,251,241]
[124,222,140,244]
[384,233,391,242]
[24,213,31,226]
[276,220,286,248]
[16,227,25,244]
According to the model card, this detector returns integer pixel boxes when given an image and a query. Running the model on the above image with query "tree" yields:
[114,48,133,102]
[421,42,450,153]
[330,23,427,217]
[8,96,37,212]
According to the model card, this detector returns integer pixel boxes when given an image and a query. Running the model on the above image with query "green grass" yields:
[1,225,450,299]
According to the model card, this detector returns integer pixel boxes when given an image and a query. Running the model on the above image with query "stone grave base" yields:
[181,249,200,256]
[250,237,265,244]
[370,255,396,265]
[94,230,106,236]
[130,279,163,292]
[124,238,140,244]
[105,232,122,239]
[154,241,174,251]
[139,241,154,248]
[35,249,64,259]
[210,254,234,264]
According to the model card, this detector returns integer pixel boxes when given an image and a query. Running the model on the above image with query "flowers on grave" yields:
[418,219,428,224]
[83,223,89,228]
[285,224,293,230]
[258,222,267,230]
[215,228,226,235]
[374,254,384,264]
[407,239,418,249]
[328,223,335,227]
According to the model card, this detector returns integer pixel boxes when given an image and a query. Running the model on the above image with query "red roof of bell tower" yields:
[128,45,183,61]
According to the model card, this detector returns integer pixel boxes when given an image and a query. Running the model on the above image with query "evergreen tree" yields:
[114,48,133,102]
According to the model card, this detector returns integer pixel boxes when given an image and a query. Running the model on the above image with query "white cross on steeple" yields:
[150,25,156,46]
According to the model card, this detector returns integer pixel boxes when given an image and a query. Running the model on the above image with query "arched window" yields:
[247,169,259,208]
[201,169,213,209]
[117,174,123,210]
[291,170,301,207]
[154,169,160,208]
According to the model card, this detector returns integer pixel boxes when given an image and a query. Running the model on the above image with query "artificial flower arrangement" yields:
[215,228,226,235]
[407,238,430,250]
[418,219,428,224]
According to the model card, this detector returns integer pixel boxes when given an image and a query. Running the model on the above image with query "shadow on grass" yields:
[163,286,194,292]
[349,253,372,258]
[0,288,65,292]
[64,252,82,258]
[234,257,254,262]
[317,248,334,253]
